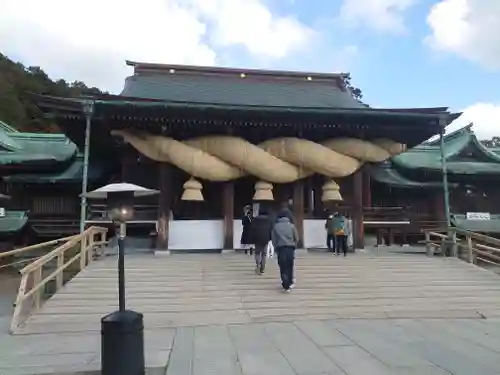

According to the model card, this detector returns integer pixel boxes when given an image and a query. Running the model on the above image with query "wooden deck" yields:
[3,250,500,374]
[15,250,500,335]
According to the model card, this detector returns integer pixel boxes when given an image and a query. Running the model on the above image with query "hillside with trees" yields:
[481,137,500,148]
[0,53,105,133]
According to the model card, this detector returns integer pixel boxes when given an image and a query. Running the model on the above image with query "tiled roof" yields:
[121,66,365,109]
[4,155,104,183]
[391,125,500,173]
[369,163,445,188]
[0,130,77,166]
[0,211,28,234]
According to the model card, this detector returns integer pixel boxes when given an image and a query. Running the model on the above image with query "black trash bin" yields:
[101,310,145,375]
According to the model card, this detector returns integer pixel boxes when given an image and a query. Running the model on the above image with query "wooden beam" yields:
[223,181,234,250]
[293,180,305,248]
[353,170,364,249]
[157,163,171,249]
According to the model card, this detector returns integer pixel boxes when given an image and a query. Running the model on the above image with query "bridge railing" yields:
[9,226,108,333]
[424,228,500,267]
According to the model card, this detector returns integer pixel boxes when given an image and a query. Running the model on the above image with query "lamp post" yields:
[82,182,158,375]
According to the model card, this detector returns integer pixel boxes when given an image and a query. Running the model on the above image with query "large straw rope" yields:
[112,130,405,182]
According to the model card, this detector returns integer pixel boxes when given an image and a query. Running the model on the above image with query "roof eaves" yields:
[0,211,29,234]
[370,164,453,189]
[425,123,473,146]
[92,99,450,120]
[469,130,500,163]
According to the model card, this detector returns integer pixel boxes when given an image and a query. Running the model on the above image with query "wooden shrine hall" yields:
[33,61,459,251]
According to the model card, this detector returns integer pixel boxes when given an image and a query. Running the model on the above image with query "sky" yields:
[0,0,499,140]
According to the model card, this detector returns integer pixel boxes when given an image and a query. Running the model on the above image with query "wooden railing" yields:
[9,226,108,333]
[424,228,500,268]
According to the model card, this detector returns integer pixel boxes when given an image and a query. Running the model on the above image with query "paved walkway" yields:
[1,251,500,374]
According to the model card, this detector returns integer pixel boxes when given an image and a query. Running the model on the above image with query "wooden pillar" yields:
[313,180,322,217]
[306,178,314,218]
[223,181,234,249]
[352,170,364,249]
[362,166,372,208]
[293,180,305,248]
[434,190,445,222]
[157,163,171,249]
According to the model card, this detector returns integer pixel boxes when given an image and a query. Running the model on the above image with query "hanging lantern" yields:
[181,178,204,201]
[253,181,274,201]
[321,179,342,202]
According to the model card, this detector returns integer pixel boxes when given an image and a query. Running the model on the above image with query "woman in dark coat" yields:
[241,205,254,255]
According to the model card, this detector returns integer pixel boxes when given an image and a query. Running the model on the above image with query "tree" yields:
[0,53,106,132]
[481,137,500,148]
[342,73,363,102]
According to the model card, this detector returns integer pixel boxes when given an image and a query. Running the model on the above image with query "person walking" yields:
[272,214,299,292]
[325,214,336,253]
[241,205,254,255]
[275,201,295,224]
[333,212,349,256]
[250,208,273,274]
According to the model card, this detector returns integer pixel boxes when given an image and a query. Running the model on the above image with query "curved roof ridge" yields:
[468,125,500,163]
[425,123,473,146]
[0,128,22,152]
[0,120,19,133]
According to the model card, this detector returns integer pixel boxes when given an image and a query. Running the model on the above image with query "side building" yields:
[0,123,110,247]
[368,124,500,245]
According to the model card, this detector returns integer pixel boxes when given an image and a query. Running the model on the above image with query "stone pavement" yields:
[1,251,500,374]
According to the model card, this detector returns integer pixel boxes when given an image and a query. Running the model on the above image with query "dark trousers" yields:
[326,234,335,252]
[254,244,266,272]
[277,246,295,289]
[335,235,348,256]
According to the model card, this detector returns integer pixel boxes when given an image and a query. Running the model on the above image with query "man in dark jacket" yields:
[325,213,335,252]
[250,208,273,274]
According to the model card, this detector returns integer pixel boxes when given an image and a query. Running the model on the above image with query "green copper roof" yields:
[3,156,104,184]
[0,120,19,133]
[392,125,500,173]
[0,211,28,234]
[370,163,446,188]
[0,130,77,166]
[451,214,500,234]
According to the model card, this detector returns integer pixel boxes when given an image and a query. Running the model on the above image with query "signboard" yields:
[0,208,4,217]
[466,212,490,221]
